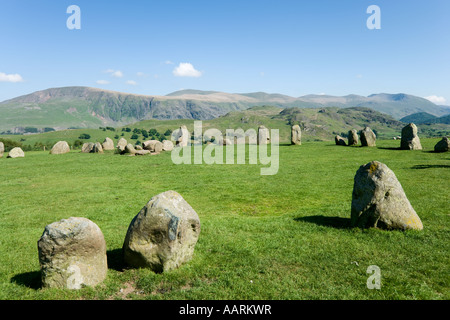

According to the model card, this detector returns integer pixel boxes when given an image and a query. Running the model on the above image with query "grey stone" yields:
[291,125,302,145]
[7,147,25,158]
[37,217,108,289]
[117,138,128,154]
[50,141,70,155]
[335,135,347,146]
[360,127,376,147]
[162,140,174,151]
[102,137,115,151]
[401,123,422,150]
[434,137,450,153]
[351,161,423,231]
[123,190,201,273]
[348,130,359,146]
[257,126,270,145]
[175,126,190,147]
[143,140,163,153]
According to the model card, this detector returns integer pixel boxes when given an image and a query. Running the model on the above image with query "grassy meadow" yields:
[0,138,448,300]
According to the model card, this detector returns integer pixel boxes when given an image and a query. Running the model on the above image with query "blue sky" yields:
[0,0,449,104]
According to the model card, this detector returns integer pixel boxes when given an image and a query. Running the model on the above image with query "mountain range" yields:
[0,86,448,132]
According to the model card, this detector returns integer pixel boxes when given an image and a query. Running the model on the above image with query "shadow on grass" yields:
[10,271,41,290]
[294,215,351,229]
[411,164,450,169]
[107,248,126,272]
[377,147,402,151]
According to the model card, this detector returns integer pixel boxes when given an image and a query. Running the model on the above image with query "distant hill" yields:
[400,112,438,124]
[0,86,448,132]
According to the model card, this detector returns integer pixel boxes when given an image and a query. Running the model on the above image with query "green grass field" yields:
[0,138,448,300]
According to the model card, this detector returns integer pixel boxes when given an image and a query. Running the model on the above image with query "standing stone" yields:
[175,125,190,147]
[92,142,104,153]
[401,123,422,150]
[50,141,70,155]
[434,137,450,153]
[162,140,174,151]
[360,127,376,147]
[102,137,115,151]
[123,190,201,273]
[257,125,270,145]
[81,142,94,153]
[348,130,359,146]
[0,142,4,158]
[351,161,423,231]
[335,135,347,146]
[37,217,108,289]
[7,147,25,158]
[117,138,128,154]
[291,125,302,145]
[143,140,163,153]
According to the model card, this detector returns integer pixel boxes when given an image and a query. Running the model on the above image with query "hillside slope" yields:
[1,86,448,132]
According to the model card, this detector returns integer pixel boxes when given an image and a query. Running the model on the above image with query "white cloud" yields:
[165,60,174,65]
[173,63,202,78]
[96,80,110,85]
[424,95,446,105]
[260,72,265,77]
[126,80,138,85]
[0,72,24,83]
[104,69,123,78]
[356,74,363,78]
[136,72,145,77]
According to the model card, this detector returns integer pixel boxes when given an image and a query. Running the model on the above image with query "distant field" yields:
[0,139,448,300]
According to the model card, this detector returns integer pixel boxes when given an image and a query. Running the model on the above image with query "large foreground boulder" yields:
[348,130,359,146]
[434,137,450,153]
[351,161,423,231]
[50,141,70,155]
[7,147,25,158]
[360,127,376,147]
[0,142,4,158]
[123,190,201,273]
[102,137,115,151]
[401,123,422,150]
[37,217,108,289]
[291,125,302,145]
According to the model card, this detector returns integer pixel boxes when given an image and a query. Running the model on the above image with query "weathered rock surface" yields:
[175,125,190,147]
[37,217,108,289]
[81,142,94,153]
[82,142,103,153]
[7,147,25,158]
[360,127,376,147]
[102,137,115,151]
[143,140,163,153]
[257,126,270,145]
[50,141,70,155]
[434,137,450,153]
[162,140,174,151]
[123,190,201,273]
[291,125,302,145]
[117,138,128,154]
[351,161,423,231]
[348,130,359,146]
[400,123,422,150]
[335,135,347,146]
